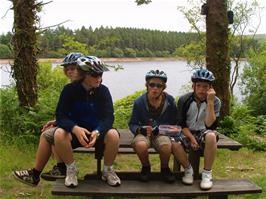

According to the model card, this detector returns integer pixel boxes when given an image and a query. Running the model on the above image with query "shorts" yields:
[191,129,219,152]
[131,134,171,151]
[169,132,190,152]
[43,127,57,145]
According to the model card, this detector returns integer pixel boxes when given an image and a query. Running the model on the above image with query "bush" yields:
[0,63,68,145]
[0,44,12,58]
[113,90,145,129]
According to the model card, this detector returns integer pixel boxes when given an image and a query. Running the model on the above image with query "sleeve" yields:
[176,97,188,129]
[94,87,114,135]
[55,85,77,133]
[214,97,221,117]
[128,100,141,135]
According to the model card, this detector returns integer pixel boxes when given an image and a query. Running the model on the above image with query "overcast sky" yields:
[1,0,266,35]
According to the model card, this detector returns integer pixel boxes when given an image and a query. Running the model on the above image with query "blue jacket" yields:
[128,92,178,135]
[55,81,114,135]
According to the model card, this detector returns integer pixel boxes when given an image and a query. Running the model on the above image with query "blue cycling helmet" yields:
[191,69,215,83]
[61,52,84,66]
[145,69,167,83]
[77,56,109,73]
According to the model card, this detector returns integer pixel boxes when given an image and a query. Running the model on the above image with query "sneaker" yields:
[161,167,175,183]
[139,166,151,182]
[41,165,66,181]
[102,168,121,186]
[12,169,40,186]
[65,166,78,188]
[200,169,213,190]
[182,166,194,185]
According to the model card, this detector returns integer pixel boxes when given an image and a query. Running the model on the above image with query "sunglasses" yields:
[148,82,164,89]
[90,72,103,78]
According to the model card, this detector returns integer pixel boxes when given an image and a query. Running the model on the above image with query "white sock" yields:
[103,165,113,173]
[66,161,76,170]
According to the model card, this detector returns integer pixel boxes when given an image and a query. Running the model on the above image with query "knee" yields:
[134,141,148,151]
[159,143,172,154]
[105,129,119,142]
[205,132,217,144]
[54,128,68,143]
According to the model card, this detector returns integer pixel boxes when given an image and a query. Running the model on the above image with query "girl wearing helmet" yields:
[13,52,86,186]
[129,70,193,184]
[177,68,221,190]
[53,56,121,187]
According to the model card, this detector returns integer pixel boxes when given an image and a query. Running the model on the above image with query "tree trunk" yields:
[12,0,39,107]
[206,0,230,118]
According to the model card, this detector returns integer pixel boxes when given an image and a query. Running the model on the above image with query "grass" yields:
[0,143,265,199]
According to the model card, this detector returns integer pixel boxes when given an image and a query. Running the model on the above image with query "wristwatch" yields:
[94,130,100,138]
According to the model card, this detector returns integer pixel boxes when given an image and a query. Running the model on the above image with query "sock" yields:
[32,168,41,179]
[185,164,192,170]
[57,162,66,173]
[66,161,76,170]
[103,165,113,173]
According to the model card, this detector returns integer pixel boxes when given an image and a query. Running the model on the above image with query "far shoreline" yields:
[0,57,185,64]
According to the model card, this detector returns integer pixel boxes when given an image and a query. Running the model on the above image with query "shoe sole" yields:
[41,174,65,181]
[101,176,121,186]
[65,183,78,188]
[12,171,38,187]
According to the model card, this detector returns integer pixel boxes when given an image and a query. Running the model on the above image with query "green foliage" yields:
[113,90,145,129]
[219,104,266,151]
[241,43,266,115]
[0,44,12,58]
[0,62,68,145]
[60,34,88,55]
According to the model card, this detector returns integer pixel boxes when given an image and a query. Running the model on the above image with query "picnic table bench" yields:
[52,129,262,199]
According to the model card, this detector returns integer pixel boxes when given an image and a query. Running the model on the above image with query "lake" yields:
[0,60,243,101]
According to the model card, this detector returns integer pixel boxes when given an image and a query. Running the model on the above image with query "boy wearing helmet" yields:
[177,69,221,190]
[129,70,193,184]
[13,56,121,187]
[52,56,121,187]
[13,52,85,186]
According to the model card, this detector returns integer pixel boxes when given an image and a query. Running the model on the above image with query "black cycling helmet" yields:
[191,69,215,83]
[145,69,167,83]
[61,52,84,67]
[77,56,109,74]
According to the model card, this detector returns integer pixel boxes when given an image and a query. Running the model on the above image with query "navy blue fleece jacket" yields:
[128,93,178,135]
[55,81,114,135]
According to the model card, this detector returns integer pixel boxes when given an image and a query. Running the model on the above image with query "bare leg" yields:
[103,129,120,166]
[34,133,52,171]
[133,141,150,166]
[54,128,73,164]
[172,142,190,168]
[204,132,217,170]
[158,144,171,168]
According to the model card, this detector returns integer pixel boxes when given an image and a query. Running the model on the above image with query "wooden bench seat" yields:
[73,129,243,178]
[52,178,262,199]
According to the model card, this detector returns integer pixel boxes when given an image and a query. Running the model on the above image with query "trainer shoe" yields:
[182,165,194,185]
[140,166,151,182]
[13,169,40,186]
[41,165,66,181]
[200,169,213,190]
[161,167,175,183]
[65,166,78,188]
[102,168,121,186]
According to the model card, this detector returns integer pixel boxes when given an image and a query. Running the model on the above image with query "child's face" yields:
[64,64,80,82]
[193,81,211,101]
[146,78,165,99]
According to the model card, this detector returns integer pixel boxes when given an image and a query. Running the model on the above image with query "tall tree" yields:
[206,0,230,117]
[12,0,40,107]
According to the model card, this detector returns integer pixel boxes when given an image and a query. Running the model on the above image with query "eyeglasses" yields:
[148,82,164,89]
[90,72,103,78]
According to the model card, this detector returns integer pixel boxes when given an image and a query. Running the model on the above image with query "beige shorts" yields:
[131,134,171,151]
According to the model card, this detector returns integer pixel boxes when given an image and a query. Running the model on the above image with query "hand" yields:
[146,126,153,137]
[72,126,91,147]
[190,137,199,151]
[41,120,56,132]
[87,131,98,148]
[207,87,216,102]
